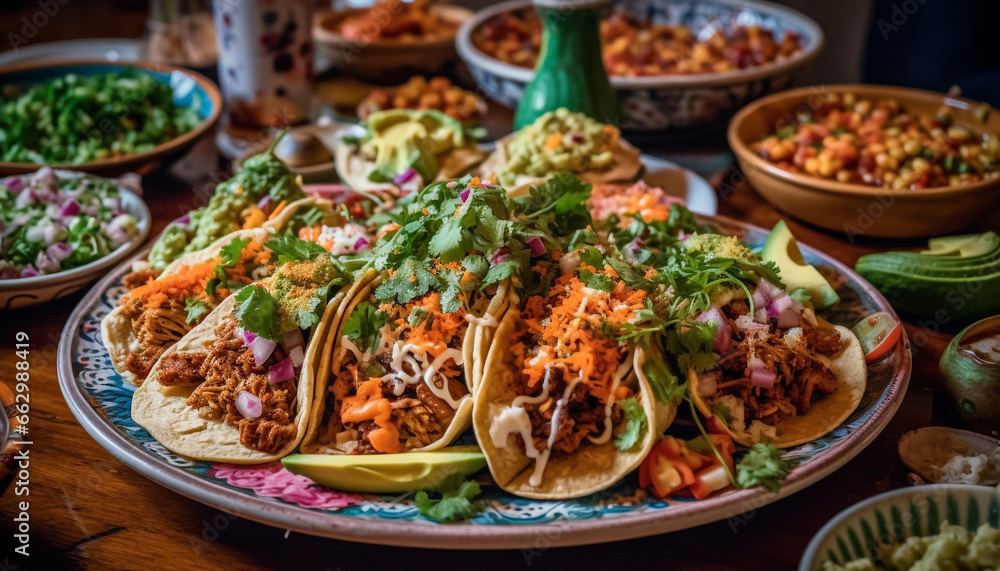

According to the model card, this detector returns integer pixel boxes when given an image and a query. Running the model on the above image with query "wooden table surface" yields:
[2,4,1000,569]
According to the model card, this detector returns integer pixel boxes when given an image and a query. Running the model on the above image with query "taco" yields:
[131,249,353,463]
[687,280,866,448]
[299,177,520,455]
[333,109,486,194]
[474,250,678,499]
[479,108,642,196]
[102,199,368,386]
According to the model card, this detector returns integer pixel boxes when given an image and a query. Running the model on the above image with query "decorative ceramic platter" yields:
[57,216,911,549]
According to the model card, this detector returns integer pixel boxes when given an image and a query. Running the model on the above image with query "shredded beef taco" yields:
[687,280,866,448]
[474,254,677,499]
[130,249,353,463]
[102,199,365,386]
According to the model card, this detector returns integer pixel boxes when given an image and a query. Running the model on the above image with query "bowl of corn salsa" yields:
[728,84,1000,238]
[457,0,823,133]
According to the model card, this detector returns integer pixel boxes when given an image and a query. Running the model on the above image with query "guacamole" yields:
[360,109,471,184]
[824,522,1000,571]
[148,145,304,269]
[500,108,618,188]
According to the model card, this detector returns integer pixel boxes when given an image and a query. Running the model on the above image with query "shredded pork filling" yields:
[713,301,843,427]
[164,316,299,454]
[323,293,470,454]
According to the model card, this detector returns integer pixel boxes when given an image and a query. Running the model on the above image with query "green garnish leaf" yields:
[614,397,647,451]
[342,301,390,353]
[414,473,482,523]
[736,442,798,493]
[641,359,685,405]
[219,237,249,267]
[579,269,614,292]
[234,285,281,341]
[184,296,209,324]
[606,258,656,292]
[267,232,328,265]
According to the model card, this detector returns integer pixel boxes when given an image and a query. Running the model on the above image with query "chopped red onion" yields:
[394,168,418,185]
[777,308,801,328]
[47,242,72,262]
[526,237,546,256]
[20,266,39,278]
[235,391,263,419]
[34,166,55,186]
[257,194,272,210]
[695,307,731,354]
[679,232,689,241]
[354,236,369,252]
[753,308,768,323]
[268,357,295,384]
[459,187,471,203]
[249,336,276,366]
[59,200,80,217]
[172,214,191,226]
[734,314,768,331]
[490,246,510,266]
[282,328,304,351]
[446,181,458,189]
[748,357,776,388]
[43,224,60,245]
[34,251,59,273]
[288,345,305,368]
[5,176,24,194]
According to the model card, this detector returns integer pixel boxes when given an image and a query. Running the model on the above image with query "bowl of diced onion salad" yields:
[0,167,151,309]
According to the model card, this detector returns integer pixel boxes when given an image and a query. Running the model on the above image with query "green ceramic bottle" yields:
[513,0,619,130]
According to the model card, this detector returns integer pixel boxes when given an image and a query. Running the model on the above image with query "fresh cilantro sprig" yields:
[234,285,281,341]
[184,296,210,324]
[736,442,799,493]
[413,473,483,523]
[267,232,328,265]
[343,301,390,353]
[613,397,647,451]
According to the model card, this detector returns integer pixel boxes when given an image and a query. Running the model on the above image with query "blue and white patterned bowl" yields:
[456,0,823,134]
[800,484,1000,571]
[0,60,221,177]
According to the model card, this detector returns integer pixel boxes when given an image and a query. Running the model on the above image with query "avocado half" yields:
[761,220,840,308]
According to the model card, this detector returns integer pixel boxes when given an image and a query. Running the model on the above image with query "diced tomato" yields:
[705,433,736,472]
[689,463,734,500]
[649,453,695,498]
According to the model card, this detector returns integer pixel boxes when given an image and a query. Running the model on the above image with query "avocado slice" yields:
[921,231,999,257]
[281,446,486,493]
[761,220,840,308]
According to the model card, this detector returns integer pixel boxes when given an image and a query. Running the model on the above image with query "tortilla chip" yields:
[688,325,867,448]
[131,290,345,463]
[472,311,674,500]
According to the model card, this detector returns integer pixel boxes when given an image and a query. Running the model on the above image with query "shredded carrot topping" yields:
[267,200,288,221]
[242,207,266,229]
[511,271,646,403]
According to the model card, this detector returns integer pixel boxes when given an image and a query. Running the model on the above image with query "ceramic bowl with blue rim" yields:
[800,484,1000,571]
[0,59,221,177]
[456,0,823,134]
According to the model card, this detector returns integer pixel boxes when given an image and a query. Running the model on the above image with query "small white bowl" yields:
[800,484,1000,571]
[0,172,151,309]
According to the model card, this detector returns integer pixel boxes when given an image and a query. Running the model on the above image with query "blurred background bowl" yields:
[799,484,1000,571]
[728,84,1000,238]
[313,6,473,85]
[456,0,823,134]
[0,60,220,177]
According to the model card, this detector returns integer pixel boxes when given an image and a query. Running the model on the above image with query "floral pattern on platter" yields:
[60,220,908,540]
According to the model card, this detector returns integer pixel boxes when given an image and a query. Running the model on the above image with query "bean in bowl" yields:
[750,92,999,190]
[472,7,803,77]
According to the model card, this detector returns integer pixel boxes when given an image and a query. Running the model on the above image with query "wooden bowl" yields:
[728,84,1000,238]
[313,6,472,84]
[0,60,221,177]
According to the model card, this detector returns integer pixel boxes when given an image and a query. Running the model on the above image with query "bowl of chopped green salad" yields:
[0,60,221,176]
[801,484,1000,571]
[0,167,151,309]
